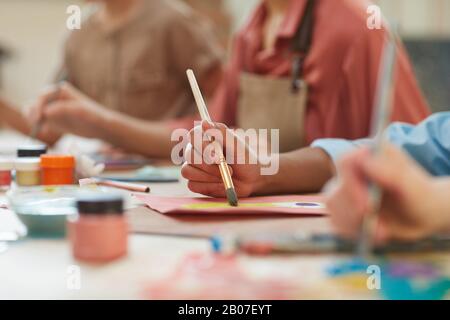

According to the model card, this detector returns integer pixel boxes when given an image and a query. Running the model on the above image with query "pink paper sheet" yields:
[134,194,328,216]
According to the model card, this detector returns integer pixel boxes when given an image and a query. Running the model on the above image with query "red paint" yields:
[0,170,12,187]
[0,159,14,189]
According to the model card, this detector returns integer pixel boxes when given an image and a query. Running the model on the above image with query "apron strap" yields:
[291,0,316,93]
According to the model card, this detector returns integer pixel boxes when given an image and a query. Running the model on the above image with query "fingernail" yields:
[205,120,215,128]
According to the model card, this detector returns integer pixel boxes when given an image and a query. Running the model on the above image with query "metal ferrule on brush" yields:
[218,157,234,190]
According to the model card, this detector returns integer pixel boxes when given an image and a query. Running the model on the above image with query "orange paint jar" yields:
[68,194,128,263]
[40,155,75,186]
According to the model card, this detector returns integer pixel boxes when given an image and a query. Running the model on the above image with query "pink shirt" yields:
[204,0,430,144]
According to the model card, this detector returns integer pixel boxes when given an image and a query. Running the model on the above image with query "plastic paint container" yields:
[7,186,79,238]
[15,158,41,186]
[17,145,47,158]
[40,155,75,186]
[0,158,14,191]
[16,205,75,238]
[69,194,128,263]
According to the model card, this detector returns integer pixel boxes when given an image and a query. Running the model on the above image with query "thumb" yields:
[360,144,407,194]
[201,120,229,148]
[57,81,88,101]
[201,120,228,136]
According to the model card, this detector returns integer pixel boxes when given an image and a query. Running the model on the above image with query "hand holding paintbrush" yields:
[29,82,64,141]
[186,69,238,207]
[357,26,399,258]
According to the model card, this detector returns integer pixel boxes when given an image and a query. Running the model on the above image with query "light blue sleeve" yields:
[311,138,373,163]
[311,112,450,177]
[386,112,450,176]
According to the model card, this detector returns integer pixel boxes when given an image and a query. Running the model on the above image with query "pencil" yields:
[186,69,238,207]
[357,27,398,258]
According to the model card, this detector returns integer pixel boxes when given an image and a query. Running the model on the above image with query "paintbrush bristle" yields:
[226,188,238,207]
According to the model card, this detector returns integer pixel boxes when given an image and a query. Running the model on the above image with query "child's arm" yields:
[0,96,61,145]
[0,96,31,135]
[326,144,450,242]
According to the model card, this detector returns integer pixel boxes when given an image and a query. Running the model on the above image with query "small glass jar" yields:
[15,158,41,187]
[68,194,128,263]
[0,158,14,191]
[40,155,75,186]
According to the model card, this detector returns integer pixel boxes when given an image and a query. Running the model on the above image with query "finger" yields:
[187,181,227,198]
[57,81,87,101]
[188,125,212,155]
[373,221,391,245]
[376,216,427,243]
[37,84,61,100]
[202,120,228,133]
[326,181,364,239]
[38,121,65,143]
[361,145,408,193]
[184,143,198,164]
[181,162,223,183]
[184,141,218,167]
[189,125,224,165]
[336,149,372,213]
[27,102,44,124]
[203,120,253,165]
[184,142,232,179]
[42,101,67,120]
[327,150,374,238]
[188,162,223,179]
[202,121,233,152]
[27,95,53,124]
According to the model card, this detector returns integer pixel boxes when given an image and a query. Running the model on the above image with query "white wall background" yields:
[0,0,83,105]
[0,0,449,106]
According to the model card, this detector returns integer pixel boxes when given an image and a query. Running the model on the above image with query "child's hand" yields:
[28,82,105,139]
[182,121,266,198]
[325,144,449,243]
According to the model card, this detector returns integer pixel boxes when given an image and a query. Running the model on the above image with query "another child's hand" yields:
[325,144,448,243]
[28,82,105,139]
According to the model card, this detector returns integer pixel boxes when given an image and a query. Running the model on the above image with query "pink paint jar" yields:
[68,194,128,263]
[0,158,14,191]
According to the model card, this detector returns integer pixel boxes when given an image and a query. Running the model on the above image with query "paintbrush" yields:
[79,178,150,193]
[186,69,238,207]
[357,26,399,258]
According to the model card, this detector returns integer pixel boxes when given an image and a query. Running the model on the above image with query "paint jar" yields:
[68,194,128,263]
[15,158,41,187]
[40,155,75,186]
[17,145,47,158]
[0,158,14,191]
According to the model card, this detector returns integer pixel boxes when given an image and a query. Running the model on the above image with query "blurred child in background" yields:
[1,0,223,150]
[26,0,429,158]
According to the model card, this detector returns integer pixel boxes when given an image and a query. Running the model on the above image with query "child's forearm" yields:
[255,147,336,195]
[0,97,31,135]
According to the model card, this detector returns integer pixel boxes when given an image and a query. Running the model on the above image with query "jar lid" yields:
[0,158,14,170]
[76,194,124,215]
[17,145,47,158]
[40,155,75,168]
[15,158,41,170]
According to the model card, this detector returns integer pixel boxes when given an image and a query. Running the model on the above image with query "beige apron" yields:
[237,72,308,153]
